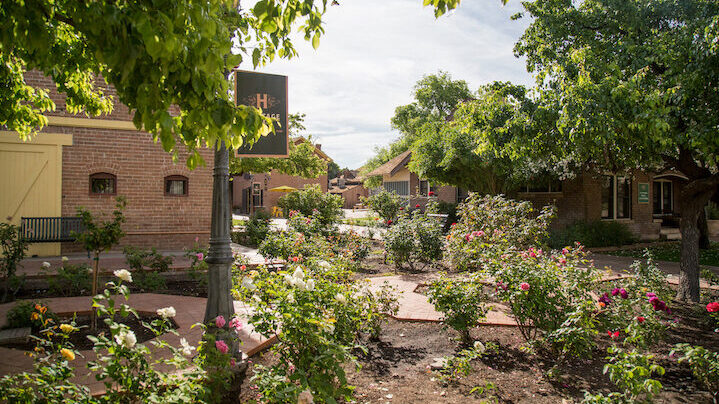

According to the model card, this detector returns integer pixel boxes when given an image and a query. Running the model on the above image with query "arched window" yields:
[89,172,116,195]
[165,175,188,196]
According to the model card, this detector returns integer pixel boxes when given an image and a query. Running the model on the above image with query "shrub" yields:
[384,207,444,270]
[47,263,92,296]
[435,341,498,385]
[244,210,272,246]
[185,239,209,286]
[549,220,636,249]
[327,231,372,265]
[277,185,343,227]
[491,245,601,351]
[583,347,665,403]
[287,210,326,237]
[123,246,173,291]
[427,274,488,345]
[672,344,719,401]
[236,262,398,403]
[0,223,28,302]
[5,301,58,333]
[364,189,405,224]
[446,194,555,271]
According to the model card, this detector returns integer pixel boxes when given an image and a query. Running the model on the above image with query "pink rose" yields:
[195,236,199,243]
[215,315,226,328]
[230,358,236,367]
[230,317,242,332]
[197,252,204,261]
[215,340,229,354]
[520,282,530,291]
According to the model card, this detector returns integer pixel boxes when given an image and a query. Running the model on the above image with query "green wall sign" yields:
[235,70,289,157]
[638,183,650,204]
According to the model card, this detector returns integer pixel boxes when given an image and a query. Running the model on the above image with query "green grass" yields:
[232,218,247,226]
[607,242,719,267]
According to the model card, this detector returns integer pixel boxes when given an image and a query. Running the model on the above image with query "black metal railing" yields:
[20,217,84,243]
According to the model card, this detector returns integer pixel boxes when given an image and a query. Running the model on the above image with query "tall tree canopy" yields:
[0,0,336,168]
[510,0,719,301]
[362,71,472,187]
[409,82,554,193]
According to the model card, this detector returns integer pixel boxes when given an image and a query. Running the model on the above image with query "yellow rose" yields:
[30,312,39,321]
[60,348,75,361]
[60,324,75,333]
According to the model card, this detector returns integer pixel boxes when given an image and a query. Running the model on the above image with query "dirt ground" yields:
[240,307,716,403]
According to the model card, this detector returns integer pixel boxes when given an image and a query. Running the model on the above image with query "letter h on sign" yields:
[255,93,268,109]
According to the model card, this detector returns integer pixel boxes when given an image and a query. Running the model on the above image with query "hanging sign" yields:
[235,70,289,157]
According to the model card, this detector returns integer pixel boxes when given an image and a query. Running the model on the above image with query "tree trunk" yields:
[677,191,713,302]
[204,141,236,326]
[698,207,711,250]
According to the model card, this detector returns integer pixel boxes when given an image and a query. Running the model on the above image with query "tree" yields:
[73,197,126,330]
[230,112,328,178]
[409,81,555,193]
[327,161,342,179]
[0,0,336,168]
[362,71,473,187]
[510,0,719,301]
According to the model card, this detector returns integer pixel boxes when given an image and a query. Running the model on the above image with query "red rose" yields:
[428,191,435,196]
[415,204,420,208]
[387,220,392,225]
[636,316,645,323]
[707,302,719,313]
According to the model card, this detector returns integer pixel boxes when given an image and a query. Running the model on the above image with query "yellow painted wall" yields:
[383,167,411,182]
[0,132,72,256]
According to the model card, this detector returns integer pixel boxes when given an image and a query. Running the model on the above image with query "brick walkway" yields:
[366,275,518,326]
[0,294,274,395]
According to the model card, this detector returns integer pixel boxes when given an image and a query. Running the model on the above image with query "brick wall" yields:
[27,72,213,253]
[232,170,328,213]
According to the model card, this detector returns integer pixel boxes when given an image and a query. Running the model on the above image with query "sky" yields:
[254,0,535,169]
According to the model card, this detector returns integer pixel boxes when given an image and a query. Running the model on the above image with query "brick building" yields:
[365,150,689,241]
[231,138,330,215]
[0,72,213,256]
[365,150,462,207]
[329,173,368,209]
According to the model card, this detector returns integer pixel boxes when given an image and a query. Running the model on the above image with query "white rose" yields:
[283,273,294,284]
[335,293,347,304]
[287,293,295,303]
[292,267,304,280]
[156,306,176,319]
[42,261,51,269]
[306,279,315,291]
[241,277,256,291]
[115,330,137,348]
[473,341,485,353]
[61,256,69,263]
[317,260,331,269]
[113,269,133,283]
[180,338,195,356]
[295,279,306,291]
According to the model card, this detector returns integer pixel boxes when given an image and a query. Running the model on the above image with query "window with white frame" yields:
[383,181,409,196]
[601,175,631,219]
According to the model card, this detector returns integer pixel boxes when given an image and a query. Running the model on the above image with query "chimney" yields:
[339,178,346,188]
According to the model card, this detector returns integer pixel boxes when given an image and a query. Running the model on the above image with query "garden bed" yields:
[240,312,716,403]
[1,312,175,351]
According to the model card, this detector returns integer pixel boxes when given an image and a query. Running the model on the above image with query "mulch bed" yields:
[1,313,176,351]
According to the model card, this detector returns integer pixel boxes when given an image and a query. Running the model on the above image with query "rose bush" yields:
[234,259,398,403]
[445,194,555,271]
[384,204,444,271]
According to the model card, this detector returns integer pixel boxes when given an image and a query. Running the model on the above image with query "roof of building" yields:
[366,150,412,177]
[292,136,332,162]
[329,183,365,194]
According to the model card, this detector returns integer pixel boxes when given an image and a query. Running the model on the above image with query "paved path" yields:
[0,294,274,395]
[366,275,517,326]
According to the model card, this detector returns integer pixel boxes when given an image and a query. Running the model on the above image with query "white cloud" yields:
[254,0,533,168]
